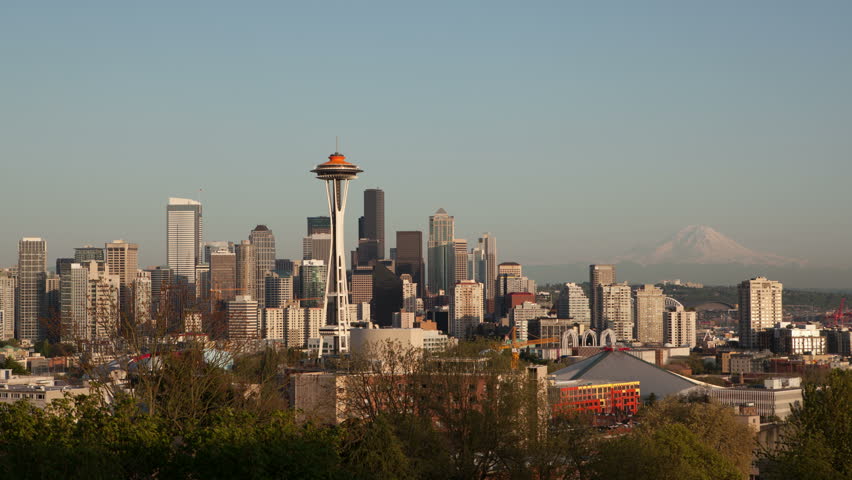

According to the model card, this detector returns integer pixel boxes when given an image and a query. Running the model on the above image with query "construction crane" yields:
[495,326,558,369]
[827,298,852,328]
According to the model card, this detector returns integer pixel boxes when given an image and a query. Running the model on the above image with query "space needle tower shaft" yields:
[311,147,362,354]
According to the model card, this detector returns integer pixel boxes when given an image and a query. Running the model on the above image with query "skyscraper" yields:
[557,283,591,324]
[302,233,332,265]
[209,249,237,306]
[145,266,173,315]
[354,238,380,266]
[401,274,418,313]
[306,216,331,235]
[450,280,483,338]
[17,238,47,342]
[634,284,665,344]
[497,262,522,277]
[475,234,498,314]
[105,240,139,315]
[275,259,295,277]
[372,263,402,327]
[427,209,454,295]
[665,306,697,348]
[133,271,152,327]
[363,188,385,259]
[300,259,327,309]
[62,261,120,342]
[166,197,203,284]
[264,273,293,308]
[60,263,89,342]
[452,239,469,286]
[203,241,231,264]
[249,225,276,309]
[495,272,534,318]
[87,261,120,340]
[227,295,259,341]
[311,148,361,354]
[235,240,256,299]
[600,282,632,341]
[74,246,104,263]
[0,272,16,340]
[589,264,616,330]
[350,266,374,305]
[396,231,424,295]
[738,277,783,349]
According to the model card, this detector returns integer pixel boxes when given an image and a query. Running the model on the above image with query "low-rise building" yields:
[729,352,771,374]
[549,380,641,416]
[770,323,826,355]
[708,377,802,420]
[822,329,852,356]
[0,369,89,408]
[349,328,451,356]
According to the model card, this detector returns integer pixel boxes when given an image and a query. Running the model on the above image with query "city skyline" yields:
[0,5,846,477]
[2,193,851,289]
[2,2,851,272]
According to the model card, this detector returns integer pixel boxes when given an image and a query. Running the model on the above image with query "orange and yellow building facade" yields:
[550,380,640,416]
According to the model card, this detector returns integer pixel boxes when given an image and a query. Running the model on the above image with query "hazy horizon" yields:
[2,2,850,276]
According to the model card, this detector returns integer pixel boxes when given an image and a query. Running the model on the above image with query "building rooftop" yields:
[551,350,713,399]
[168,197,201,206]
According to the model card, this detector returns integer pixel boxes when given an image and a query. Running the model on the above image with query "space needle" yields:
[311,145,362,355]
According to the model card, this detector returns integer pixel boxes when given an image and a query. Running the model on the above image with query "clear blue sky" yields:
[1,1,850,269]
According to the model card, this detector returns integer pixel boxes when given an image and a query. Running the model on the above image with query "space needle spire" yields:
[311,146,362,355]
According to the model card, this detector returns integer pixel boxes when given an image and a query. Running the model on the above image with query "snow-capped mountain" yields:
[619,225,806,267]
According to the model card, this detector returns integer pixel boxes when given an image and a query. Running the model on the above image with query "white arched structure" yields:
[561,330,579,350]
[664,297,684,310]
[600,328,617,346]
[582,330,598,347]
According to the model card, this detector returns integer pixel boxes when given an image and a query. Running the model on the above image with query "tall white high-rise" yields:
[738,277,783,349]
[227,295,259,341]
[105,240,139,314]
[450,280,483,338]
[311,149,362,354]
[590,264,616,331]
[166,197,203,285]
[665,306,697,348]
[133,271,152,327]
[61,263,89,342]
[61,261,120,342]
[401,275,418,313]
[264,307,285,340]
[17,237,47,342]
[634,284,665,344]
[600,282,632,342]
[0,272,16,340]
[557,283,591,324]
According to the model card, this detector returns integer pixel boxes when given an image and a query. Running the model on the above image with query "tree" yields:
[513,412,600,480]
[592,423,743,480]
[759,370,852,480]
[2,357,28,375]
[637,396,755,477]
[341,416,414,480]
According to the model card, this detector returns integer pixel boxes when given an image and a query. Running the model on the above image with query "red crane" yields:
[827,298,851,328]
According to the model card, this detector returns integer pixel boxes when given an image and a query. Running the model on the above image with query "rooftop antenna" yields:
[336,136,340,153]
[198,187,204,205]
